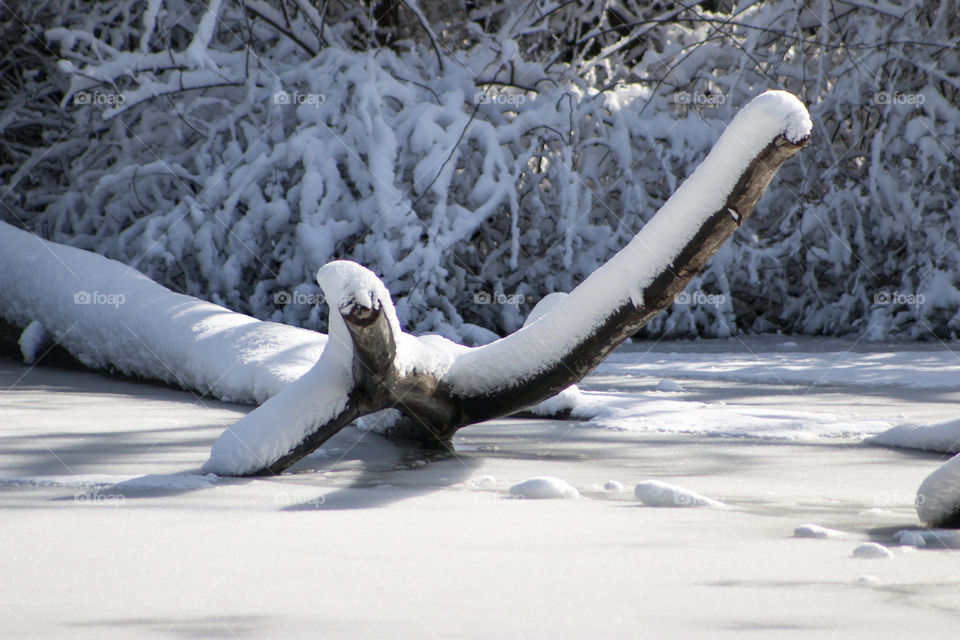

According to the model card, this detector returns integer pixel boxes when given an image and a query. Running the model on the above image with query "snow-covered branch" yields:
[0,88,808,476]
[0,220,325,404]
[201,90,810,476]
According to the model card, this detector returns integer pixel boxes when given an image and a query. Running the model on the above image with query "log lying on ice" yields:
[202,90,812,476]
[0,90,811,476]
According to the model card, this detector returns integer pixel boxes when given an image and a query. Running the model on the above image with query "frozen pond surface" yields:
[2,338,960,638]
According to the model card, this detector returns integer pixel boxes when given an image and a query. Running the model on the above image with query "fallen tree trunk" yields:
[0,91,811,476]
[201,89,812,476]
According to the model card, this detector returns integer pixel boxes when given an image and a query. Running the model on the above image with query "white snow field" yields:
[3,338,960,639]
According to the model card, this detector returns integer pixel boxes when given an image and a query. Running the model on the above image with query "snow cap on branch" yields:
[317,260,402,335]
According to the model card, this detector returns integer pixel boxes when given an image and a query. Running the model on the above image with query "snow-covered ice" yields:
[593,338,960,451]
[0,473,216,491]
[3,339,960,638]
[597,343,960,391]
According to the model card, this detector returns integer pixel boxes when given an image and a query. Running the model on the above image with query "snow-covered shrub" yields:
[1,0,957,340]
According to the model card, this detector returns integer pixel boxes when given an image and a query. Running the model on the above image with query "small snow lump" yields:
[634,480,722,508]
[509,476,579,500]
[852,543,893,559]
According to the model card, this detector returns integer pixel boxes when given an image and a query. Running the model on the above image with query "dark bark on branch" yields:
[252,404,359,476]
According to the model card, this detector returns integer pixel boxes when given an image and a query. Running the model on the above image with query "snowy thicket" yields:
[1,0,958,340]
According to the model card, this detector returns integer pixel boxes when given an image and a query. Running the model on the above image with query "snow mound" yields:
[525,385,586,417]
[867,420,960,455]
[470,475,496,488]
[916,453,960,527]
[656,379,683,392]
[634,480,723,508]
[893,529,960,549]
[18,320,48,364]
[458,323,499,346]
[604,480,624,492]
[894,530,927,547]
[794,524,844,539]
[852,543,893,559]
[509,476,579,500]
